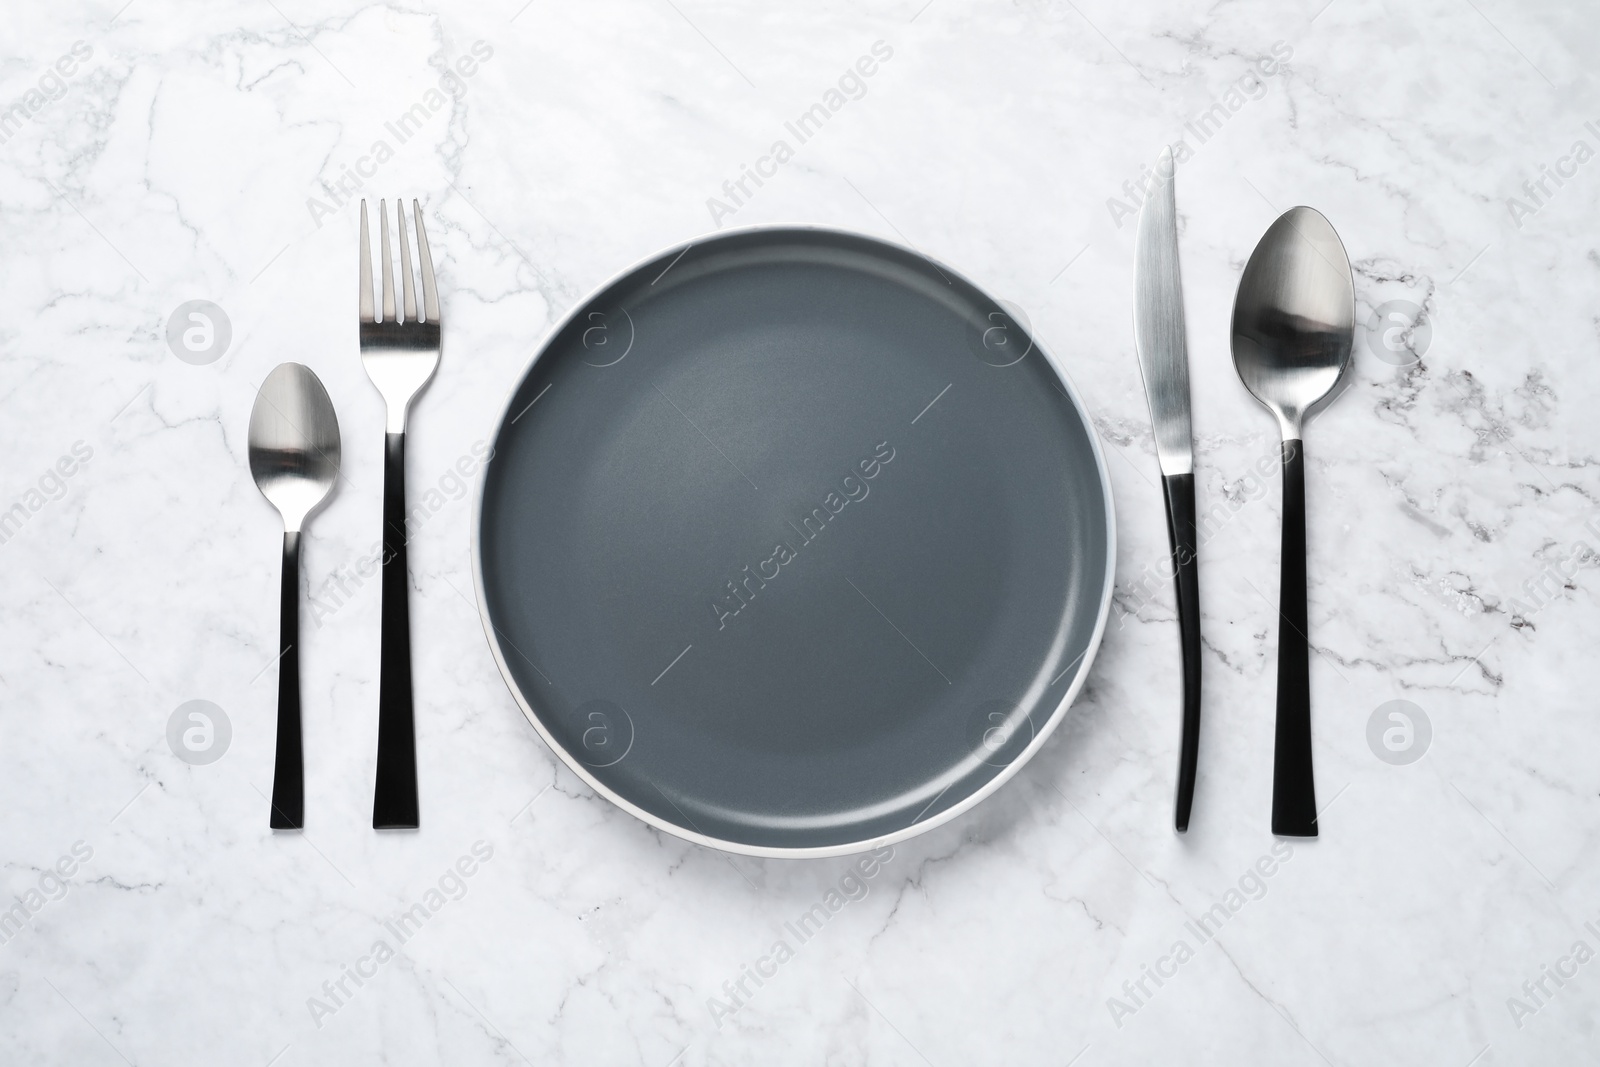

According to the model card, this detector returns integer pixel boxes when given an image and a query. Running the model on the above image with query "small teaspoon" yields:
[248,363,340,829]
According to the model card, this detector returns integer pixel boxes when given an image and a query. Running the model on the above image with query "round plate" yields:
[473,226,1114,857]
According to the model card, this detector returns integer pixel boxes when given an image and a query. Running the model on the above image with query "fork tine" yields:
[413,200,438,324]
[397,200,417,324]
[379,199,395,323]
[359,200,374,323]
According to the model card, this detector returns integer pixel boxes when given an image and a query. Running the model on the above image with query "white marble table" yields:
[2,0,1597,1063]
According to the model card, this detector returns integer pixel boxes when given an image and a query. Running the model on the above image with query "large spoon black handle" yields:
[373,431,420,829]
[1161,472,1202,833]
[270,531,305,829]
[1272,439,1317,837]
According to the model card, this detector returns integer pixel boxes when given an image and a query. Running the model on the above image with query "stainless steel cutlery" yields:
[237,173,1356,846]
[248,363,341,830]
[1132,146,1203,834]
[1131,150,1356,837]
[359,198,441,830]
[1230,207,1354,838]
[245,200,441,830]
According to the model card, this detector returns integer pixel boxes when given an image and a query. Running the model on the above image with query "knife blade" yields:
[1132,145,1203,834]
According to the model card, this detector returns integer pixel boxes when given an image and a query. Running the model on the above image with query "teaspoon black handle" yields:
[1272,439,1317,837]
[1161,472,1202,833]
[271,531,304,829]
[373,431,420,829]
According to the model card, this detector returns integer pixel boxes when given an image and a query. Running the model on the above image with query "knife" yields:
[1132,145,1202,833]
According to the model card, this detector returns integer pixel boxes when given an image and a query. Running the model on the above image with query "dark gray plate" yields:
[473,226,1114,856]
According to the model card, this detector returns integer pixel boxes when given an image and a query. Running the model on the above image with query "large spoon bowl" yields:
[1230,207,1353,838]
[1231,207,1354,439]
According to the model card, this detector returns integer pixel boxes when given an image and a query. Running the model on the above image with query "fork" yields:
[359,198,440,829]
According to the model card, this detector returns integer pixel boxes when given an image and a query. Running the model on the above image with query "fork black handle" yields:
[1272,439,1317,837]
[271,531,304,830]
[1161,473,1202,833]
[373,431,420,829]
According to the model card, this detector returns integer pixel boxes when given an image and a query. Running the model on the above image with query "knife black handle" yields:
[1272,439,1317,837]
[373,431,420,829]
[271,530,304,830]
[1160,472,1202,833]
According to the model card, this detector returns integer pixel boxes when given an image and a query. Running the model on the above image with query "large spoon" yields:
[249,363,340,829]
[1230,207,1354,838]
